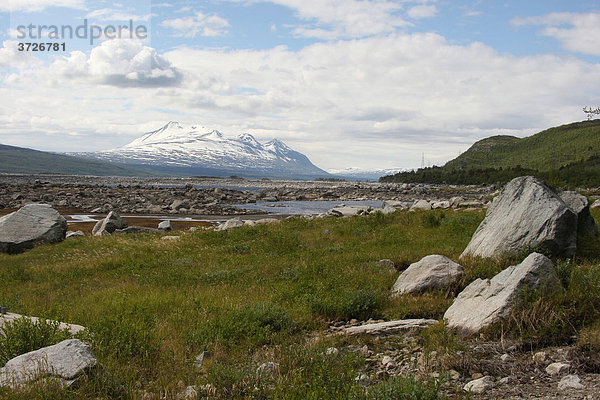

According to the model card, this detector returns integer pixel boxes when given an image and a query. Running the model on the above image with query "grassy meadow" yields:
[1,208,599,399]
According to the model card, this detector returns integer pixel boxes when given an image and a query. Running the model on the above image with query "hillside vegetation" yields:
[381,120,600,186]
[0,144,161,177]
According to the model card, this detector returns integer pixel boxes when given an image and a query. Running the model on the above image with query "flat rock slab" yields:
[392,255,464,295]
[1,313,85,336]
[0,204,67,254]
[461,176,577,259]
[0,339,96,388]
[444,252,561,335]
[341,319,437,335]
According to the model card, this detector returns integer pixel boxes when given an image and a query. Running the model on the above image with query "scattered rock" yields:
[256,362,279,376]
[0,204,67,254]
[381,355,397,368]
[158,220,172,231]
[341,319,437,335]
[460,176,577,259]
[500,353,513,363]
[114,226,158,234]
[560,191,598,236]
[161,235,180,241]
[533,351,548,364]
[176,386,198,400]
[65,230,85,239]
[326,347,339,356]
[410,200,431,211]
[431,200,451,209]
[558,374,584,390]
[194,351,211,369]
[391,255,464,295]
[92,211,127,236]
[214,217,245,232]
[463,376,494,394]
[546,362,570,375]
[444,253,561,335]
[355,373,371,388]
[327,205,372,217]
[0,339,96,388]
[591,199,600,209]
[253,218,280,225]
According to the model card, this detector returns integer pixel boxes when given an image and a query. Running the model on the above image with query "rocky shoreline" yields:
[0,174,495,216]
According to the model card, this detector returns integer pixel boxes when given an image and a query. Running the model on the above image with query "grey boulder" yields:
[214,217,245,231]
[92,211,127,236]
[0,204,67,254]
[444,253,561,335]
[559,191,597,236]
[158,220,172,231]
[461,176,577,259]
[0,339,96,388]
[391,255,464,295]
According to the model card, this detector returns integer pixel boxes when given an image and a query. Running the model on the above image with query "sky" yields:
[0,0,599,172]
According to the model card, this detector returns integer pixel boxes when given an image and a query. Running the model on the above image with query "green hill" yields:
[0,144,162,176]
[381,120,600,186]
[445,120,600,171]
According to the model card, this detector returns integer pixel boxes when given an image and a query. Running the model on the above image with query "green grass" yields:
[0,208,598,398]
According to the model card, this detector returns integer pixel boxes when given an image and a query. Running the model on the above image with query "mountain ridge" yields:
[72,122,328,179]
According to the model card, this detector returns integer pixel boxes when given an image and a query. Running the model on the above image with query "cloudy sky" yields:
[1,0,599,171]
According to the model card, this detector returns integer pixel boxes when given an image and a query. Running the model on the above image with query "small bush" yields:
[421,212,445,228]
[310,288,386,321]
[0,317,74,366]
[190,303,296,348]
[352,375,444,400]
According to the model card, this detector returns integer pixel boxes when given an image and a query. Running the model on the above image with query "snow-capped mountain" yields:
[72,122,328,179]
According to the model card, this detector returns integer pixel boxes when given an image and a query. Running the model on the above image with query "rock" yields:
[194,351,211,368]
[449,196,465,208]
[560,191,598,236]
[158,220,172,231]
[176,386,198,400]
[382,200,411,210]
[92,211,127,236]
[0,204,67,254]
[170,199,189,211]
[546,362,570,375]
[114,226,159,234]
[326,347,339,356]
[0,339,96,388]
[376,259,396,270]
[355,373,371,388]
[381,356,397,368]
[463,376,494,394]
[214,217,245,232]
[256,362,279,376]
[380,206,396,214]
[591,199,600,209]
[161,235,180,241]
[327,206,372,217]
[431,201,451,209]
[558,374,584,390]
[410,200,431,211]
[342,319,437,335]
[500,353,512,362]
[0,312,85,335]
[254,218,280,225]
[444,253,561,335]
[533,351,548,364]
[391,255,464,295]
[65,230,85,239]
[461,176,577,259]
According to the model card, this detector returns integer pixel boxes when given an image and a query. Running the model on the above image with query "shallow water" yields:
[230,200,385,215]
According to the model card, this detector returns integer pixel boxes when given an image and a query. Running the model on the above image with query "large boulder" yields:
[92,211,127,236]
[444,253,561,335]
[461,176,577,259]
[214,217,245,232]
[0,204,67,254]
[559,191,597,236]
[0,339,96,388]
[391,255,464,295]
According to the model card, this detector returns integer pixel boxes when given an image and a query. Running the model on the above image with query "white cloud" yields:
[1,31,599,170]
[512,12,600,57]
[407,4,437,19]
[47,39,181,87]
[161,12,230,37]
[85,8,152,22]
[0,0,86,12]
[0,40,42,68]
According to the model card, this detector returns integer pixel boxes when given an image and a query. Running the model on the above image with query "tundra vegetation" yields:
[1,208,599,399]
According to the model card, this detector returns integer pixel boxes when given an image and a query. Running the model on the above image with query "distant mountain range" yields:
[71,122,328,179]
[328,167,407,181]
[381,120,600,186]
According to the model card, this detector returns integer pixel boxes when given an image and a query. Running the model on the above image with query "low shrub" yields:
[0,317,74,366]
[309,288,386,321]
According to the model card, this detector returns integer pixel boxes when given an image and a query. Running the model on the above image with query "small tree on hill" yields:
[583,106,600,120]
